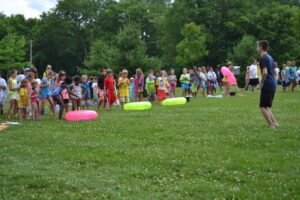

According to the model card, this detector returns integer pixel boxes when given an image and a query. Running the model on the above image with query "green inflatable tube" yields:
[124,102,152,111]
[162,97,187,106]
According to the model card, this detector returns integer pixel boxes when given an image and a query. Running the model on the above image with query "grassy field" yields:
[0,89,299,199]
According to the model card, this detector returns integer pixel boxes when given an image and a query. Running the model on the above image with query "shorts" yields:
[249,78,259,86]
[18,104,30,109]
[8,92,19,100]
[39,93,51,99]
[64,99,69,104]
[181,83,189,90]
[191,83,198,93]
[170,83,176,89]
[157,89,166,101]
[200,80,207,89]
[119,96,129,103]
[260,88,275,108]
[282,81,291,87]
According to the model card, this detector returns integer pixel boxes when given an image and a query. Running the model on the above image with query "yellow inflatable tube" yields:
[162,97,187,106]
[124,102,152,111]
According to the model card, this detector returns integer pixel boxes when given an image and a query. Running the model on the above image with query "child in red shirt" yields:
[104,69,116,110]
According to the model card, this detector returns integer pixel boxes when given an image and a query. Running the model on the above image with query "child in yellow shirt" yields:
[18,79,30,121]
[117,70,130,108]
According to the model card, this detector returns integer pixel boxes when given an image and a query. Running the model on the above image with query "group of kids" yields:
[245,59,299,92]
[0,64,239,121]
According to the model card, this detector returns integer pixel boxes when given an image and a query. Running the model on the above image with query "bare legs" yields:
[260,107,279,129]
[40,98,55,116]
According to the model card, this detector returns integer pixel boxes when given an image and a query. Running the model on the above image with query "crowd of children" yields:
[0,61,298,121]
[245,60,300,92]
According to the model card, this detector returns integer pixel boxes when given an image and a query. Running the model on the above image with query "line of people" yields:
[245,59,299,92]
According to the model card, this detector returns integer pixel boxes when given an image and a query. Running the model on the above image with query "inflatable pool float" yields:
[207,95,223,98]
[65,110,98,121]
[162,97,187,106]
[124,102,152,111]
[221,67,237,85]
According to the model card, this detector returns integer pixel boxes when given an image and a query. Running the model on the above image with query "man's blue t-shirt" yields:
[259,54,277,91]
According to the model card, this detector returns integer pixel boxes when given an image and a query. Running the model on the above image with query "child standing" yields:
[117,70,130,108]
[18,79,30,121]
[70,75,83,111]
[97,69,107,110]
[168,69,177,98]
[30,81,39,120]
[0,72,7,115]
[81,75,90,109]
[198,67,207,97]
[129,78,135,102]
[180,68,190,97]
[6,70,19,120]
[156,70,168,102]
[91,77,98,105]
[207,67,218,95]
[104,69,116,110]
[134,68,144,102]
[147,74,156,103]
[39,71,55,116]
[190,67,200,98]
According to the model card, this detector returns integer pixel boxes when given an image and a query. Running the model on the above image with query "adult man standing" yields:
[248,59,259,91]
[257,40,278,129]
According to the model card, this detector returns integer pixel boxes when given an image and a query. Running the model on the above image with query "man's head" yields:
[257,40,269,55]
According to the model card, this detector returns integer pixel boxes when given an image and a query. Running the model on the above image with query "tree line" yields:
[0,0,299,81]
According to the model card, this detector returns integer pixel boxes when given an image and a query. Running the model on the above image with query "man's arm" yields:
[259,58,268,89]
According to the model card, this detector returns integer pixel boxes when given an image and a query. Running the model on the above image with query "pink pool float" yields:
[221,67,237,85]
[65,110,98,121]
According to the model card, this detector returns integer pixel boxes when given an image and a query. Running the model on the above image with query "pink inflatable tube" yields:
[65,110,98,121]
[221,67,237,85]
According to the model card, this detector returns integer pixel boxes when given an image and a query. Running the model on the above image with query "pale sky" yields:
[0,0,58,19]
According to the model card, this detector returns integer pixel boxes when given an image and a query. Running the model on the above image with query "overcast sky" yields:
[0,0,58,19]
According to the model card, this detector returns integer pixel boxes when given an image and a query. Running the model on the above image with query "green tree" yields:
[176,23,208,66]
[227,35,257,87]
[84,40,120,72]
[0,34,31,71]
[227,35,257,68]
[116,23,161,73]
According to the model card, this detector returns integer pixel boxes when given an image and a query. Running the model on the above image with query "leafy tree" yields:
[84,40,120,71]
[33,13,82,74]
[116,23,161,73]
[0,34,31,71]
[176,23,208,66]
[227,35,257,68]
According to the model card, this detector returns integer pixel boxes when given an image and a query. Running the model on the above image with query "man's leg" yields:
[267,108,279,127]
[260,107,275,128]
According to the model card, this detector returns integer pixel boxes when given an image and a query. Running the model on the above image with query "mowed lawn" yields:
[0,89,299,199]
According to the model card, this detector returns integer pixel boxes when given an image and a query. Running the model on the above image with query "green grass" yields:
[0,89,299,199]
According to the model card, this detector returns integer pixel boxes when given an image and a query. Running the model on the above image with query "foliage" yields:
[0,0,300,75]
[84,40,120,71]
[176,23,208,66]
[82,23,162,75]
[0,34,30,71]
[228,35,257,68]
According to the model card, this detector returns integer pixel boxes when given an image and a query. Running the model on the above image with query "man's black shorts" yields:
[249,78,259,86]
[260,88,275,108]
